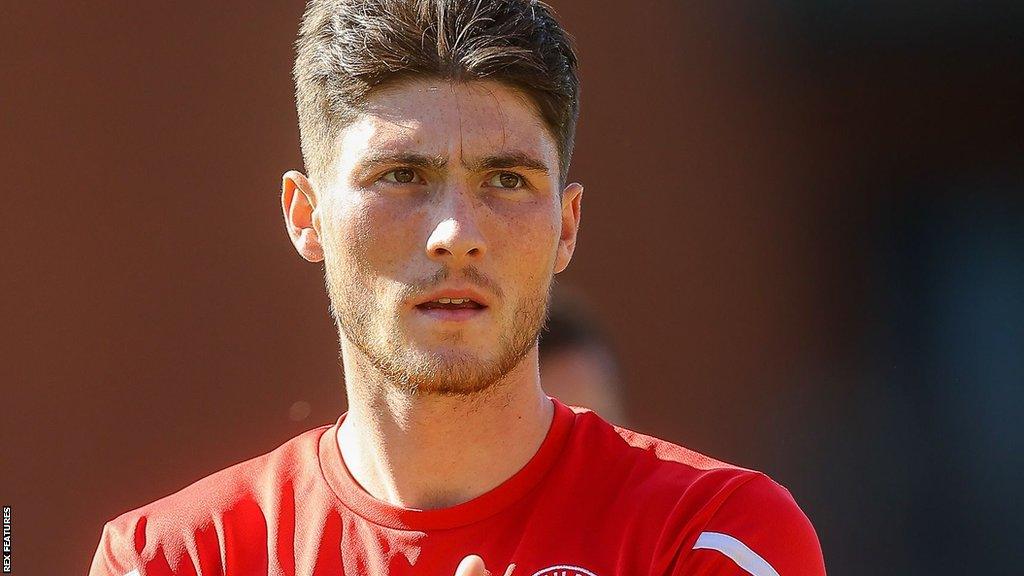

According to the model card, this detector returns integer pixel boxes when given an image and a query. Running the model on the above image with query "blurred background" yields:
[2,1,1022,574]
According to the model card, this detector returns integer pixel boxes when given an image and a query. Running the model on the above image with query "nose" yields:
[425,192,487,266]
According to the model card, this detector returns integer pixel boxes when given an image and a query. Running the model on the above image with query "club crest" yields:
[530,566,599,576]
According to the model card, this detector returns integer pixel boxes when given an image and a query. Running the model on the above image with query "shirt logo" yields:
[530,566,599,576]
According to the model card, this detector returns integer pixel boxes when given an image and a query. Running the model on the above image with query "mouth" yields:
[414,292,489,323]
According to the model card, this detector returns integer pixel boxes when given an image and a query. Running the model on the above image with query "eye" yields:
[486,171,525,189]
[382,168,419,184]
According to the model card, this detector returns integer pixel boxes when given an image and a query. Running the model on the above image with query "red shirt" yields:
[90,400,825,576]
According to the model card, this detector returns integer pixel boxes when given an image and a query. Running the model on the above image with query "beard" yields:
[325,263,551,397]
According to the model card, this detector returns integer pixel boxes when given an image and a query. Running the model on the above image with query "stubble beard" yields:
[325,265,551,397]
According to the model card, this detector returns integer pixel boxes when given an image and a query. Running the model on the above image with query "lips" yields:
[413,287,491,310]
[413,287,490,322]
[418,298,484,310]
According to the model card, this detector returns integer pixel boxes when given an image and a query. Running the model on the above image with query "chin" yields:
[394,348,516,397]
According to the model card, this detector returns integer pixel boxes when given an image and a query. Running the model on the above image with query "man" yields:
[90,1,825,575]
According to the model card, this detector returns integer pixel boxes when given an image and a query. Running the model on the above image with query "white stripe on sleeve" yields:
[692,531,781,576]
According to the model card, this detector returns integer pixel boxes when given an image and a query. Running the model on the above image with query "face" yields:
[283,79,583,396]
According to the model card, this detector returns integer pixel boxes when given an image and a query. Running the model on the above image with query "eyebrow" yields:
[466,152,551,175]
[355,150,551,176]
[357,151,448,173]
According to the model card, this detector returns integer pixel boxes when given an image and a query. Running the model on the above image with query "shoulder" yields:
[90,424,331,576]
[567,407,757,498]
[680,472,825,575]
[564,408,824,574]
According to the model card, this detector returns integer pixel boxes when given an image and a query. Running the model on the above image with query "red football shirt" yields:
[90,400,825,576]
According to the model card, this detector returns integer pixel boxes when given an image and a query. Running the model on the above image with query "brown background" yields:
[3,2,1022,575]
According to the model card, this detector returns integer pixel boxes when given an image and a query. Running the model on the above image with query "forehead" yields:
[337,79,559,168]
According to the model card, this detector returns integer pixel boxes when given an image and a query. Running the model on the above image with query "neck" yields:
[337,338,554,510]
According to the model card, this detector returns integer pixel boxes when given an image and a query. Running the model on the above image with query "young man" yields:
[90,1,825,575]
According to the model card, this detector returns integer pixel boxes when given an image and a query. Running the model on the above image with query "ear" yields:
[281,170,324,263]
[553,182,583,274]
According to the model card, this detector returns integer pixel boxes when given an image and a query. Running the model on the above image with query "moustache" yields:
[403,266,503,301]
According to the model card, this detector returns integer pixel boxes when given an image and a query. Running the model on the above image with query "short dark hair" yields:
[293,0,580,185]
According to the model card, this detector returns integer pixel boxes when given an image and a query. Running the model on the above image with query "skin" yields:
[282,79,583,576]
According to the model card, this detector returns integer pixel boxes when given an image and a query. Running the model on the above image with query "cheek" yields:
[492,204,560,277]
[327,196,417,270]
[322,196,429,312]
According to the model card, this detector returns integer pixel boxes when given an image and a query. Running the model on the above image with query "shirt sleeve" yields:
[88,515,189,576]
[88,501,273,576]
[89,520,143,576]
[673,473,826,576]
